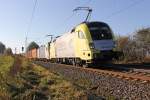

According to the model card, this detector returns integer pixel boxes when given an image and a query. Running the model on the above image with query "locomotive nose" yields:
[89,42,95,49]
[93,40,115,51]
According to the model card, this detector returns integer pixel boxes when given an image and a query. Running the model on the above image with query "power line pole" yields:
[46,34,53,59]
[25,0,38,52]
[15,48,17,54]
[25,36,27,52]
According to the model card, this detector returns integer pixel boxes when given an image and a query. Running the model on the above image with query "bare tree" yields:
[116,27,150,63]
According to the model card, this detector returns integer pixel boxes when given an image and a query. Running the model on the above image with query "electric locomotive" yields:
[49,21,117,66]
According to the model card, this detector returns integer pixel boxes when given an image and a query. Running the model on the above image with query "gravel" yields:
[34,61,150,100]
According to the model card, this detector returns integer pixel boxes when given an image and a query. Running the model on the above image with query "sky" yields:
[0,0,150,53]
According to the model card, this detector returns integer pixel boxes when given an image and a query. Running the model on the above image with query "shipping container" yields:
[26,48,38,59]
[38,45,46,59]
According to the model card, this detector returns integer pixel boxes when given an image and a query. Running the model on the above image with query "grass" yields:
[0,56,14,75]
[74,77,92,88]
[0,55,14,99]
[32,64,85,100]
[0,56,85,100]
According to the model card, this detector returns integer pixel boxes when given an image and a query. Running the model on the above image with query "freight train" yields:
[26,21,120,67]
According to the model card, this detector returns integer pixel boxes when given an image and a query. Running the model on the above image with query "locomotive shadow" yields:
[90,62,150,72]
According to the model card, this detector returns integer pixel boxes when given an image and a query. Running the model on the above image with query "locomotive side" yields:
[49,21,117,66]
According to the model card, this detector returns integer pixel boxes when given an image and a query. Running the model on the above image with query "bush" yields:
[4,48,13,55]
[116,27,150,63]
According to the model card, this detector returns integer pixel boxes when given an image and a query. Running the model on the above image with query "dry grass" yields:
[0,56,14,75]
[0,56,14,98]
[0,56,85,99]
[32,64,85,99]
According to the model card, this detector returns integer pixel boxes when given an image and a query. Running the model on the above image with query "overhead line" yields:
[55,12,75,34]
[26,0,38,36]
[106,0,145,19]
[77,0,92,6]
[25,0,38,50]
[86,0,92,5]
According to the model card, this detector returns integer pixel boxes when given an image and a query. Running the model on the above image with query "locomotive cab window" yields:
[78,31,85,39]
[87,22,113,40]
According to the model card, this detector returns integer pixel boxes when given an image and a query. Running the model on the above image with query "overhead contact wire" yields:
[25,0,38,49]
[106,0,146,19]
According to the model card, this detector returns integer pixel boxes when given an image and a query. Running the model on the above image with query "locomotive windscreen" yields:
[87,22,113,40]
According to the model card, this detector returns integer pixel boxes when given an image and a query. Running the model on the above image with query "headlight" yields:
[89,42,95,49]
[113,41,117,47]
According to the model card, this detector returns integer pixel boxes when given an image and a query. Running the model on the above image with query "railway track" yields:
[90,63,150,82]
[34,61,150,99]
[87,68,150,82]
[35,61,150,82]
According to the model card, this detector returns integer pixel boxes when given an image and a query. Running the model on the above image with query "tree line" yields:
[0,42,13,55]
[116,27,150,63]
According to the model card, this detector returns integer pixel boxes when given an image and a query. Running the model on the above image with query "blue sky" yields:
[0,0,150,53]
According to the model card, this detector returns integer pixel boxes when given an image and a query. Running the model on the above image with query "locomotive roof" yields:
[69,21,109,33]
[80,21,109,26]
[52,21,110,42]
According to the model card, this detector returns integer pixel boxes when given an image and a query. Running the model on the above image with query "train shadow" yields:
[34,60,150,73]
[90,62,150,72]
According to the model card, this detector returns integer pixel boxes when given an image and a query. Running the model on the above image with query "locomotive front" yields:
[77,22,116,63]
[82,21,117,64]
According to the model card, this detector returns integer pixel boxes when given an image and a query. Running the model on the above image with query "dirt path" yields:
[9,56,22,76]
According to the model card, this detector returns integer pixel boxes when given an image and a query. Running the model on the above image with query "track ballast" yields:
[34,61,150,99]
